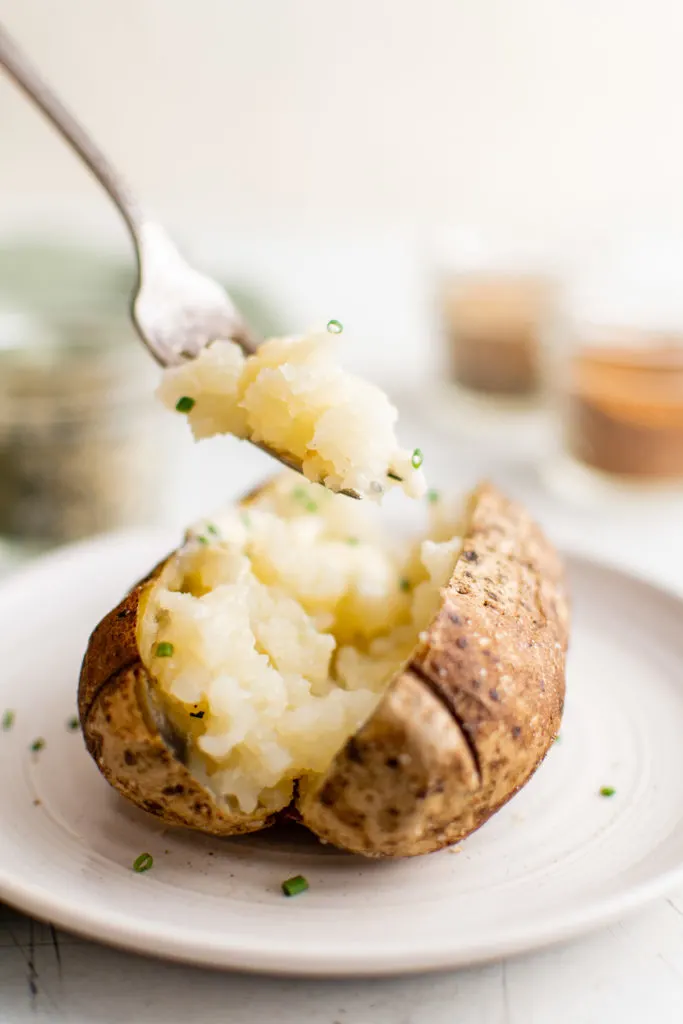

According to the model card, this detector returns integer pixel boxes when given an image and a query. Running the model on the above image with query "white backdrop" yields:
[1,0,683,244]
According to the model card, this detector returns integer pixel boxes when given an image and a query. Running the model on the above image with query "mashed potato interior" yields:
[157,331,427,501]
[139,475,461,815]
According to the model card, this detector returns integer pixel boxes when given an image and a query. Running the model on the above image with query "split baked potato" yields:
[78,475,568,858]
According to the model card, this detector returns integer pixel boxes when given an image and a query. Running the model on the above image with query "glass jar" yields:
[442,271,557,402]
[0,241,170,559]
[544,238,683,502]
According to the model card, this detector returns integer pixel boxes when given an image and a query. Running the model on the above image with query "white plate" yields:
[0,531,682,977]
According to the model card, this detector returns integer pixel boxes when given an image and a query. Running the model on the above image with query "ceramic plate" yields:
[0,530,682,976]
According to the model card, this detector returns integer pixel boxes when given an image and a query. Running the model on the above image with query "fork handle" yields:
[0,22,144,240]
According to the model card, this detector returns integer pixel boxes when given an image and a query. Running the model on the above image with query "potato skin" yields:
[299,482,568,856]
[78,481,568,856]
[78,566,273,836]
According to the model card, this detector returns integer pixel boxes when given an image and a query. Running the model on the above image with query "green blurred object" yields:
[0,239,163,558]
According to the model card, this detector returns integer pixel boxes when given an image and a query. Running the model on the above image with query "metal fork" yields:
[0,24,363,495]
[0,25,256,367]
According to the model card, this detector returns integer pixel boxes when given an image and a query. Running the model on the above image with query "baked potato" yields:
[78,475,568,858]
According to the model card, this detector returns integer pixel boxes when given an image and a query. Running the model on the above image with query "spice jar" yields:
[0,310,168,549]
[442,272,556,401]
[545,242,683,499]
[0,241,169,554]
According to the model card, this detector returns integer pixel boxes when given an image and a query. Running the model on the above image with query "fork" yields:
[0,24,255,366]
[0,24,364,496]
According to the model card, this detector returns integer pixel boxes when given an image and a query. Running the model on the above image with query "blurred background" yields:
[3,0,683,572]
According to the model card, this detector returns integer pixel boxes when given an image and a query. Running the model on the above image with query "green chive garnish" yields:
[67,716,79,731]
[387,471,403,482]
[326,319,343,335]
[282,874,309,897]
[399,577,411,592]
[599,786,616,798]
[305,501,318,513]
[427,489,440,504]
[175,396,195,413]
[155,642,174,658]
[206,523,219,536]
[30,738,45,753]
[133,852,154,873]
[197,535,209,545]
[2,710,15,731]
[411,448,424,470]
[346,537,360,546]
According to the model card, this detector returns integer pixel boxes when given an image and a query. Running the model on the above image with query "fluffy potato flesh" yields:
[138,474,463,817]
[157,332,427,500]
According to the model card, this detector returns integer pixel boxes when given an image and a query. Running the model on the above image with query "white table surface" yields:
[4,395,683,1024]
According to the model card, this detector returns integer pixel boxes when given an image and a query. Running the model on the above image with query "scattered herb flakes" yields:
[411,448,424,470]
[291,486,318,513]
[426,489,440,504]
[30,738,45,753]
[399,577,411,592]
[282,874,309,897]
[189,710,205,720]
[197,535,209,545]
[155,641,174,658]
[326,319,343,335]
[206,523,219,536]
[387,471,403,482]
[599,786,616,798]
[67,716,80,731]
[175,396,195,413]
[2,710,15,731]
[133,852,154,873]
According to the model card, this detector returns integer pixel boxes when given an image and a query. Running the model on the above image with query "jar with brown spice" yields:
[545,243,683,500]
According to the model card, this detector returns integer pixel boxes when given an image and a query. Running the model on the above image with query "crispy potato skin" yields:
[299,483,568,855]
[78,481,568,856]
[78,565,273,836]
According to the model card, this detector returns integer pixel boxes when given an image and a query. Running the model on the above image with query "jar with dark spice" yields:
[437,236,560,413]
[0,242,169,558]
[544,242,683,500]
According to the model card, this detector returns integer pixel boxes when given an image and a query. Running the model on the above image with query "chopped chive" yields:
[426,489,440,504]
[282,874,309,897]
[2,710,15,731]
[197,535,209,545]
[155,641,174,658]
[599,786,616,798]
[326,319,343,335]
[399,577,411,592]
[387,471,403,482]
[133,852,154,873]
[346,537,360,546]
[30,738,45,753]
[206,523,219,536]
[175,396,195,413]
[67,716,79,731]
[189,710,205,719]
[411,448,424,470]
[305,501,318,513]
